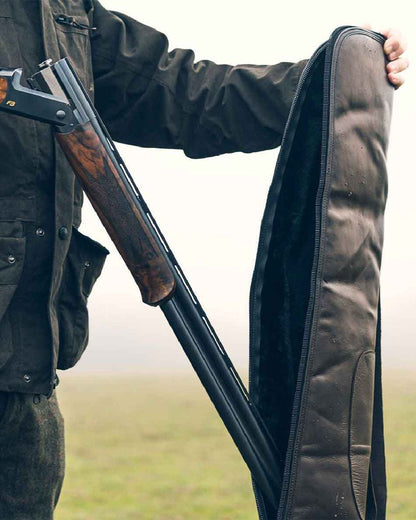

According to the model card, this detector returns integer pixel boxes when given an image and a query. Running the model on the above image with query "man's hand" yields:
[381,28,409,88]
[363,25,409,88]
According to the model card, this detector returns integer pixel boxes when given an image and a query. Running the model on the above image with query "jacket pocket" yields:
[0,223,26,369]
[57,227,108,370]
[53,7,94,92]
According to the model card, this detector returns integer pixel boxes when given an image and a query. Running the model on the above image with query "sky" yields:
[71,0,416,374]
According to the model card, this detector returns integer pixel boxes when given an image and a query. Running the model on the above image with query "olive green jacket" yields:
[0,0,306,395]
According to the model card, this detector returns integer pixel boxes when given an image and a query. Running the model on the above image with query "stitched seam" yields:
[349,350,374,520]
[93,49,159,84]
[93,50,203,117]
[285,34,342,518]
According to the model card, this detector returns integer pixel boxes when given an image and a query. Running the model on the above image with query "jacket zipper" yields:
[276,46,333,518]
[55,14,95,32]
[247,42,327,520]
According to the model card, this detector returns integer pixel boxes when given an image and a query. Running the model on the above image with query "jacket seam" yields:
[93,49,197,117]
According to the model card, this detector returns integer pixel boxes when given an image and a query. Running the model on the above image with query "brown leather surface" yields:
[284,31,393,519]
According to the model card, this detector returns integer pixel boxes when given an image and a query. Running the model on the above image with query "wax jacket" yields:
[0,0,306,396]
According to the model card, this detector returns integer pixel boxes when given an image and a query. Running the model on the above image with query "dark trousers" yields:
[0,391,65,519]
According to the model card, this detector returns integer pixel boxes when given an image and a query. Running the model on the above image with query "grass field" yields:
[54,370,415,519]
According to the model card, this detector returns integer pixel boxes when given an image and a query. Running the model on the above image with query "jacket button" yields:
[23,374,31,383]
[7,255,16,264]
[36,227,45,237]
[58,226,68,240]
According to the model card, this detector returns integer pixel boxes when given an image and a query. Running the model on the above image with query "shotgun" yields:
[0,58,281,507]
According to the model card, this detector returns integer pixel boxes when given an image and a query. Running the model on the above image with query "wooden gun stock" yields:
[0,77,8,103]
[56,122,176,306]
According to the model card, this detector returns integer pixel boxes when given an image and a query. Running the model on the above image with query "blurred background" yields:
[74,0,415,374]
[56,0,415,518]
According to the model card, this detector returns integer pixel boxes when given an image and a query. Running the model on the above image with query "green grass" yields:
[383,370,416,519]
[54,370,415,519]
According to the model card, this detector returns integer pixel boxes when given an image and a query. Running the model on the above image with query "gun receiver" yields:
[0,59,281,508]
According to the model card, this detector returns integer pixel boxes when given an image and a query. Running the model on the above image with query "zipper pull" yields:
[55,14,96,32]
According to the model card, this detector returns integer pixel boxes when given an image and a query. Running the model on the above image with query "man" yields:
[0,0,408,518]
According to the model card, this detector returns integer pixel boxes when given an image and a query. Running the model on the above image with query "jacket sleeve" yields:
[90,1,308,158]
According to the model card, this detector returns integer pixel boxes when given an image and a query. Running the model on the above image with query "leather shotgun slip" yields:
[249,27,393,519]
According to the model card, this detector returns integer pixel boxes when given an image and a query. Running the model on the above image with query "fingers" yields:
[387,71,406,89]
[381,28,407,60]
[386,56,410,74]
[357,25,408,89]
[378,27,408,88]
